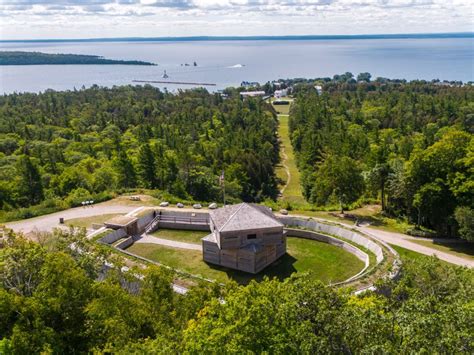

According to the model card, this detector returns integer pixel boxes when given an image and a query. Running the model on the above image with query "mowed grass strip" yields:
[66,213,122,229]
[277,114,306,205]
[126,236,364,285]
[150,229,209,244]
[389,244,451,265]
[409,239,474,260]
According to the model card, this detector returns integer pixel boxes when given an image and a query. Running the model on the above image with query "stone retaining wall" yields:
[141,209,210,232]
[157,221,210,231]
[279,217,384,263]
[99,228,127,244]
[137,213,155,231]
[115,236,134,250]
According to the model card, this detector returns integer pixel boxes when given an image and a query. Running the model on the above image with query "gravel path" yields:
[5,202,138,235]
[136,234,202,251]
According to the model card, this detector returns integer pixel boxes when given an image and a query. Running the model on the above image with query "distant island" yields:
[0,51,156,65]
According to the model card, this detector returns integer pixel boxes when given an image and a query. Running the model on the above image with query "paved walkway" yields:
[136,233,202,251]
[357,226,474,268]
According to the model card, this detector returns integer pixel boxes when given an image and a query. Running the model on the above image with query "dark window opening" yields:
[247,234,257,240]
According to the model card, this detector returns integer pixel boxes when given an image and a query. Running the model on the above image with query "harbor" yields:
[132,79,216,86]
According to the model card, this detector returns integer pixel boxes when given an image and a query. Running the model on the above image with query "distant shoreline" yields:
[1,32,472,43]
[0,51,156,66]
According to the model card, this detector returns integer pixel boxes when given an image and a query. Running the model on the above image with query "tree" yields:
[454,206,474,242]
[113,150,136,188]
[311,155,365,213]
[136,143,157,189]
[357,72,372,82]
[366,163,390,211]
[16,155,43,206]
[413,179,454,232]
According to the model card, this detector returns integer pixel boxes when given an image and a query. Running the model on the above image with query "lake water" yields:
[1,38,473,94]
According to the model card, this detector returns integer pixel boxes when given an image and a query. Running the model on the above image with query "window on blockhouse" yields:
[247,234,257,240]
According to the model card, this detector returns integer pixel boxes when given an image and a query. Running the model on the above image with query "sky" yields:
[0,0,473,40]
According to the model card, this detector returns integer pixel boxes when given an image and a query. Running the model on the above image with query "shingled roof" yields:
[210,203,283,232]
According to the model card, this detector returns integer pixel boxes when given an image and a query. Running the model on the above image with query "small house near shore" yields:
[202,203,287,273]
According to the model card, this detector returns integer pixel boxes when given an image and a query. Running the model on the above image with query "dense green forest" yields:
[0,86,279,219]
[0,231,472,353]
[0,51,155,66]
[289,79,474,239]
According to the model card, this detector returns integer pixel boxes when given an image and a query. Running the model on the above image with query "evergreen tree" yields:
[136,143,157,189]
[113,150,137,188]
[16,155,44,206]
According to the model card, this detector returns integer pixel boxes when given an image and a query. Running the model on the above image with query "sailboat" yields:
[162,70,169,79]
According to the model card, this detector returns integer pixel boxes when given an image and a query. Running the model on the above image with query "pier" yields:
[133,79,216,86]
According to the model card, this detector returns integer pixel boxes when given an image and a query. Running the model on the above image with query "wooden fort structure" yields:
[202,203,287,274]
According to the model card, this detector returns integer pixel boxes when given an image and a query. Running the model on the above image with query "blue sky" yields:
[1,0,473,40]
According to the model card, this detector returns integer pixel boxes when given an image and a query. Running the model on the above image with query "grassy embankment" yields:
[126,233,364,285]
[409,239,474,261]
[65,214,122,229]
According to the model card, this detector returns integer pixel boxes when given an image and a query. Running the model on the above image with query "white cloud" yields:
[0,0,472,39]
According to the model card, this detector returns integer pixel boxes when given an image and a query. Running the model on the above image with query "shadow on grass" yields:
[430,240,474,257]
[206,253,298,285]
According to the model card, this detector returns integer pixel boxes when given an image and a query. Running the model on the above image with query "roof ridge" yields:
[217,203,246,232]
[249,203,281,223]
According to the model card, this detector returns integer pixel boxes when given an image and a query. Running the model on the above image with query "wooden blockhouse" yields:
[202,203,287,274]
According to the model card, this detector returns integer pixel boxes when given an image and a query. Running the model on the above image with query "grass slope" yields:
[126,236,364,285]
[150,229,208,244]
[409,239,474,260]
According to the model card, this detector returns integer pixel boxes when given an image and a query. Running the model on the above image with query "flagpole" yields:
[222,170,225,206]
[220,170,225,206]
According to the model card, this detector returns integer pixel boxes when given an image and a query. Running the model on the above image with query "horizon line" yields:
[1,32,473,43]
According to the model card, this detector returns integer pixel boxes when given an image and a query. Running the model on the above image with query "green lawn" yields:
[65,213,122,229]
[390,244,426,261]
[271,97,293,114]
[150,228,209,244]
[409,239,474,260]
[126,236,364,285]
[390,244,451,266]
[276,114,307,206]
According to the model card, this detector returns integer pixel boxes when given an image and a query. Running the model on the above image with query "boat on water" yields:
[162,70,169,79]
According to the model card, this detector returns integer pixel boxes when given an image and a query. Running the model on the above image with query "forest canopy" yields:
[0,231,472,353]
[0,51,156,66]
[0,86,279,219]
[289,80,474,238]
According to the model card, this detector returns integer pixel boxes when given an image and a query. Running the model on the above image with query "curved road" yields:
[5,202,138,235]
[5,201,473,268]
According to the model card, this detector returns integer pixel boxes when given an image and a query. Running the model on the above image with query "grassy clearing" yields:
[65,213,122,229]
[270,97,293,115]
[150,229,209,244]
[126,236,364,285]
[276,114,307,206]
[409,239,474,260]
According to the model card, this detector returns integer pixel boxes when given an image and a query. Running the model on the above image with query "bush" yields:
[454,206,474,242]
